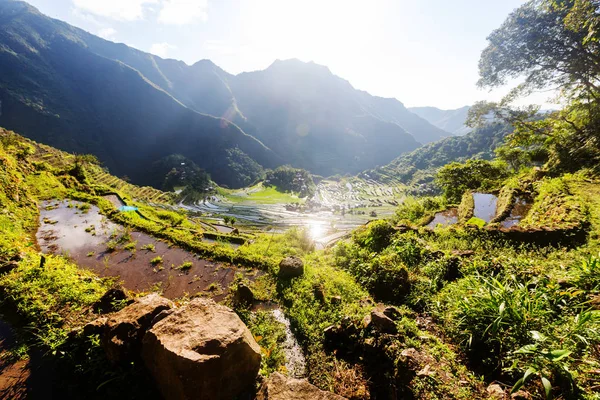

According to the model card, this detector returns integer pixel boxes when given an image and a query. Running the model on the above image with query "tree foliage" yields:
[470,0,600,174]
[264,166,315,197]
[436,159,509,203]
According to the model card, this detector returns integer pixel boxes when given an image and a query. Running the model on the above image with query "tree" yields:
[471,0,600,173]
[478,0,600,101]
[436,160,509,203]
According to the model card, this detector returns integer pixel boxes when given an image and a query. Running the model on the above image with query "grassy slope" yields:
[335,172,600,399]
[219,183,305,204]
[0,129,488,399]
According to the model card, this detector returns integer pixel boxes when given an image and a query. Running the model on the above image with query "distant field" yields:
[219,183,305,205]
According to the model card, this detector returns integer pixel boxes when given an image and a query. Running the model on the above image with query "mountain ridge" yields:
[409,105,472,136]
[0,0,449,186]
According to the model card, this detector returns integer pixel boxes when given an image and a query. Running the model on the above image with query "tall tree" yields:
[470,0,600,172]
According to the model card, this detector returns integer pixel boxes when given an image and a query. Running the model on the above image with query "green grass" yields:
[150,256,163,265]
[176,261,193,271]
[220,183,304,204]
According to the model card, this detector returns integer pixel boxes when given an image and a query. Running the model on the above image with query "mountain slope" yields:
[0,0,277,188]
[364,123,511,190]
[230,59,437,176]
[0,0,445,184]
[409,106,472,136]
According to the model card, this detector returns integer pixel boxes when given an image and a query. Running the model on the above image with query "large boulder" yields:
[142,298,261,400]
[103,293,174,363]
[257,372,347,400]
[278,256,304,278]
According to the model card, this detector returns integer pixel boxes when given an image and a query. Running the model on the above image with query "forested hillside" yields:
[365,123,511,191]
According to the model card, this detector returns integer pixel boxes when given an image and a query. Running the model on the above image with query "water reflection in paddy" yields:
[426,208,459,228]
[472,193,498,223]
[500,197,532,229]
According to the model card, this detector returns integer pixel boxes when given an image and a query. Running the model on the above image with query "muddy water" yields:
[472,193,498,223]
[500,197,532,229]
[36,200,255,300]
[426,208,459,229]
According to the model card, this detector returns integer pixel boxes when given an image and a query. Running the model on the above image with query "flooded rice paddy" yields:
[426,208,459,229]
[472,193,499,223]
[500,196,533,229]
[36,200,257,300]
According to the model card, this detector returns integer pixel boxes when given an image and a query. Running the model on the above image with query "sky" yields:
[21,0,550,110]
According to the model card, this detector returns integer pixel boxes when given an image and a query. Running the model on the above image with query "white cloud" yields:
[158,0,208,25]
[150,42,176,58]
[98,27,117,40]
[72,0,157,21]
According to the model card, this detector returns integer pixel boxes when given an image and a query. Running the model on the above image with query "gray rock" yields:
[278,256,304,278]
[369,310,398,334]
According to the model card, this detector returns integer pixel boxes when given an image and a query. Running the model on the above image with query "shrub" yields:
[351,220,396,253]
[140,243,156,253]
[435,274,552,372]
[150,256,163,265]
[177,261,193,271]
[395,196,446,225]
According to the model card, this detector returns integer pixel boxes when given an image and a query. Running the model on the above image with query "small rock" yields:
[511,390,531,400]
[0,261,18,275]
[103,293,174,363]
[486,383,505,399]
[234,284,254,306]
[257,372,347,400]
[382,306,401,321]
[142,298,261,400]
[93,287,133,314]
[369,310,398,334]
[278,256,304,279]
[451,250,475,258]
[314,285,325,302]
[83,317,108,337]
[416,364,434,377]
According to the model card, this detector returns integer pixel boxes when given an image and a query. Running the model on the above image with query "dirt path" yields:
[0,317,28,400]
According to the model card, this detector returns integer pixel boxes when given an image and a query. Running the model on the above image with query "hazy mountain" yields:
[229,59,428,176]
[409,106,472,136]
[0,0,444,186]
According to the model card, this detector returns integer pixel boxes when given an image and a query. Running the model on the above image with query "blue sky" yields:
[23,0,537,109]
